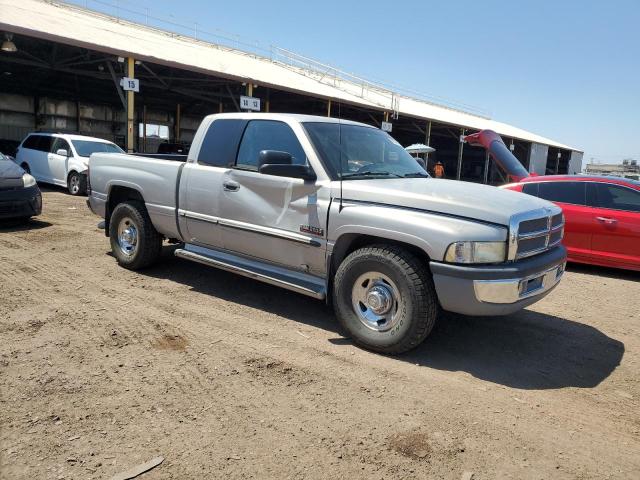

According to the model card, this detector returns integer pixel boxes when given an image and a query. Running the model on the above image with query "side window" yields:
[22,135,41,150]
[198,119,248,166]
[537,181,586,205]
[522,183,539,196]
[51,138,70,154]
[592,183,640,212]
[36,136,54,153]
[236,120,307,170]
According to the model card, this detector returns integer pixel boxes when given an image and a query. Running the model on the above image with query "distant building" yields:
[584,159,639,180]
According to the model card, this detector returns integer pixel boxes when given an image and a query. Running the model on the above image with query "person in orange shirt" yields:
[434,161,445,178]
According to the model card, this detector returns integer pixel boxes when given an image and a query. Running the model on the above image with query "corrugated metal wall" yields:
[0,93,202,152]
[528,142,549,175]
[568,151,583,174]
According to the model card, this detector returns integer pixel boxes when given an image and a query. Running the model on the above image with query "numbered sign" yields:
[240,95,261,111]
[120,77,140,92]
[381,121,393,132]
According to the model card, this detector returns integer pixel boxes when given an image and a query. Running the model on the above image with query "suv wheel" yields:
[333,245,438,354]
[109,201,162,270]
[67,171,87,196]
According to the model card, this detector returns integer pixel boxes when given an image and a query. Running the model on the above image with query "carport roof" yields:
[0,0,580,151]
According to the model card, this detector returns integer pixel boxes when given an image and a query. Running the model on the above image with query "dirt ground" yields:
[1,187,638,480]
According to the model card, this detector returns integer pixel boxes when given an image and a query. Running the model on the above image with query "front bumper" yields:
[430,245,567,316]
[0,185,42,219]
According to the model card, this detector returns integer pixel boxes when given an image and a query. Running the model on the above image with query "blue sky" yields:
[81,0,639,165]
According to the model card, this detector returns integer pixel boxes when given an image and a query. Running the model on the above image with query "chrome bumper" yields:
[473,262,565,304]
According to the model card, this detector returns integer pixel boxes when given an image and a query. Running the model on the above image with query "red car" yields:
[502,175,640,271]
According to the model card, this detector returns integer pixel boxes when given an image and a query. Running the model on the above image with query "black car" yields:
[0,153,42,221]
[157,142,190,155]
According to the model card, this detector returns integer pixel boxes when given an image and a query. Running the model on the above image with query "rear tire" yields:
[67,171,87,196]
[333,245,437,354]
[109,201,162,270]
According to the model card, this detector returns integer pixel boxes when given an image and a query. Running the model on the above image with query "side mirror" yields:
[259,163,317,181]
[258,150,292,170]
[56,148,69,157]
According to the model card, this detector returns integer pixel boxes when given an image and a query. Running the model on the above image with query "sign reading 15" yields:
[240,95,261,111]
[120,77,140,92]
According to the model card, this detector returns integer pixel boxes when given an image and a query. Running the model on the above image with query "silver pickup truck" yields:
[87,113,566,354]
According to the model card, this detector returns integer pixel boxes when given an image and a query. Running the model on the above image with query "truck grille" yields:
[508,210,564,261]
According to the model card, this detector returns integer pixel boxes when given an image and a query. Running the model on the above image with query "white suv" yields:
[16,133,124,195]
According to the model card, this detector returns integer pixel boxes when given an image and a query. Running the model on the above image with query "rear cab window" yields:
[197,119,248,167]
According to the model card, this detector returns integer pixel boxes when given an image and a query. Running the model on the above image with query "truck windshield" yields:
[72,140,123,157]
[303,122,428,180]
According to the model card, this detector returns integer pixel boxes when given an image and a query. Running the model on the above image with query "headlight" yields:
[445,241,506,264]
[22,173,36,188]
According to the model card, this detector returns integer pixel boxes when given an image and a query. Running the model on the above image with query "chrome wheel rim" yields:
[117,216,138,256]
[69,175,80,194]
[351,272,402,332]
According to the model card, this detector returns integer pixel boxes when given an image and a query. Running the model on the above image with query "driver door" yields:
[218,120,326,275]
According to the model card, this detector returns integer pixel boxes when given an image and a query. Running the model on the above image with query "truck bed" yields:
[89,152,185,238]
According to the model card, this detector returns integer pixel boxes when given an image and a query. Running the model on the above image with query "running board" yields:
[174,244,326,300]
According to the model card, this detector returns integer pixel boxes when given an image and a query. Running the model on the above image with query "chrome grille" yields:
[508,210,564,261]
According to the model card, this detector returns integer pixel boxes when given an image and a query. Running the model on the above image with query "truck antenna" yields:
[338,101,343,212]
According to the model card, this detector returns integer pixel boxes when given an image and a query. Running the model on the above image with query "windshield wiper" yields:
[341,171,404,179]
[402,172,430,178]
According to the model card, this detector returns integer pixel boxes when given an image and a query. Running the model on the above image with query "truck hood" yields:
[336,178,554,225]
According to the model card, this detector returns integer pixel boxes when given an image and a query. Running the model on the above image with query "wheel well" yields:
[67,170,83,180]
[105,186,145,236]
[328,234,433,302]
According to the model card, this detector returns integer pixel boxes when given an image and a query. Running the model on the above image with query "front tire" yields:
[333,245,438,354]
[109,201,162,270]
[67,171,87,196]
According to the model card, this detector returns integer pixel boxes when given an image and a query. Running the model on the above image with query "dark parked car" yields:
[0,152,42,222]
[157,142,190,155]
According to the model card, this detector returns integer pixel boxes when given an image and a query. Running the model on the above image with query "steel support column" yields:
[327,99,331,117]
[126,57,135,153]
[142,104,147,153]
[175,103,181,142]
[425,120,432,161]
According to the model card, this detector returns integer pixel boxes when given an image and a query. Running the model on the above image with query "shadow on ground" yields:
[567,262,639,282]
[407,310,624,390]
[139,248,624,391]
[0,218,52,232]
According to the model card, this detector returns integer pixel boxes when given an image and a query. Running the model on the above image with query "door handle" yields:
[596,216,617,224]
[223,180,240,192]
